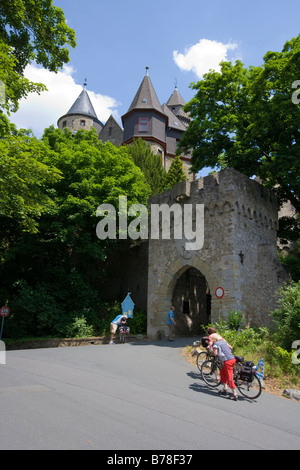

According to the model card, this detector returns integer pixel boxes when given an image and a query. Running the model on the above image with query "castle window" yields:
[62,120,67,128]
[139,118,148,132]
[80,120,86,127]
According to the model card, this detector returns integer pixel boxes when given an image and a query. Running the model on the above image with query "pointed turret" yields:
[122,67,167,155]
[166,86,191,126]
[57,82,103,134]
[166,86,186,108]
[126,66,163,115]
[66,88,98,119]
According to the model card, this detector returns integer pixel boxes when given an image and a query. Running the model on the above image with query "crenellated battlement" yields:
[147,168,288,338]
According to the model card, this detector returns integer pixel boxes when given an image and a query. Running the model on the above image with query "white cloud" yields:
[9,64,121,137]
[173,39,239,78]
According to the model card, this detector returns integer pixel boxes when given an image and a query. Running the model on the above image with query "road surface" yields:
[0,337,299,450]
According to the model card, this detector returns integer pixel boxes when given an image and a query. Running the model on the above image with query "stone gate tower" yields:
[147,168,288,339]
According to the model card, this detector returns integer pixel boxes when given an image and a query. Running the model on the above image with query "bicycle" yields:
[195,348,215,372]
[119,325,130,344]
[201,355,262,400]
[193,337,214,372]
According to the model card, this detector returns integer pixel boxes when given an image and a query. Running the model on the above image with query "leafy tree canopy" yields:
[0,118,62,232]
[0,40,47,113]
[0,127,151,338]
[0,0,76,113]
[41,127,151,209]
[178,35,300,214]
[0,0,76,74]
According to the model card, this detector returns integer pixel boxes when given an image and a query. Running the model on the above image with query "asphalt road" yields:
[0,337,299,451]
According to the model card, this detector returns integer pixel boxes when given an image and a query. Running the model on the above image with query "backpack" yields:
[240,361,256,382]
[201,336,210,348]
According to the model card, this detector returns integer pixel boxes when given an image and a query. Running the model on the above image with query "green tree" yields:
[0,41,47,113]
[0,127,151,338]
[178,35,300,214]
[0,0,76,74]
[127,138,167,195]
[0,1,77,231]
[271,281,300,350]
[279,240,300,282]
[0,0,76,113]
[165,155,188,189]
[0,120,62,232]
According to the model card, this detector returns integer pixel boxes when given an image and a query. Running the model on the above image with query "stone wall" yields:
[147,168,289,339]
[57,114,103,134]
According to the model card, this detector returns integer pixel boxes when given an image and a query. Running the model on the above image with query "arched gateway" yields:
[147,169,288,339]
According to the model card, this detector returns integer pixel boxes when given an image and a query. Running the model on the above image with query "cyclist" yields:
[212,339,238,401]
[109,314,127,344]
[207,327,232,349]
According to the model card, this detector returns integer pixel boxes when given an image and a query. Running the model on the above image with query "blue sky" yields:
[10,0,300,152]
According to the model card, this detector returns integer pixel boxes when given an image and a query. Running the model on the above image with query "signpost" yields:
[256,357,264,380]
[121,293,134,318]
[0,306,10,341]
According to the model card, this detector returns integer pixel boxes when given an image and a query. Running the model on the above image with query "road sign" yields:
[0,306,10,318]
[121,293,134,318]
[215,287,224,298]
[0,306,10,341]
[256,358,264,380]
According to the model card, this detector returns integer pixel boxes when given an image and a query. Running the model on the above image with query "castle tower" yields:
[147,168,289,338]
[57,82,103,134]
[166,85,191,126]
[121,67,168,158]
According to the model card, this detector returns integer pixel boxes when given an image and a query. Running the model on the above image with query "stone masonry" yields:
[147,168,289,339]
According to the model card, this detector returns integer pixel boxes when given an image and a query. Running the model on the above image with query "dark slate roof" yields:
[161,104,186,131]
[66,88,98,119]
[126,69,163,115]
[166,86,191,123]
[166,87,186,107]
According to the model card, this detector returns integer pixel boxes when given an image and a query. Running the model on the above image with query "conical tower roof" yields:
[126,67,163,114]
[166,86,186,108]
[166,85,190,125]
[66,88,98,119]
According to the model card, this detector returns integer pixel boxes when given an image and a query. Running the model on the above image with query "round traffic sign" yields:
[215,287,224,299]
[0,306,10,318]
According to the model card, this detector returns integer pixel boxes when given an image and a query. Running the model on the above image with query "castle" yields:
[57,68,193,178]
[57,69,290,339]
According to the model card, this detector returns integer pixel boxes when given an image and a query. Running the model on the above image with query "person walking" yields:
[167,306,176,342]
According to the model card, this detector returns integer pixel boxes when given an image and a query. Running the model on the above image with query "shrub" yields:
[226,309,246,330]
[65,316,95,338]
[270,281,300,350]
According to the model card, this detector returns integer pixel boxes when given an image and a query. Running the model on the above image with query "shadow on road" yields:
[186,370,257,402]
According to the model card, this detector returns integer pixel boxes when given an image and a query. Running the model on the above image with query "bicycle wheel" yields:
[235,374,262,399]
[196,351,209,372]
[119,333,125,344]
[201,360,222,388]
